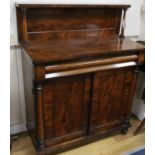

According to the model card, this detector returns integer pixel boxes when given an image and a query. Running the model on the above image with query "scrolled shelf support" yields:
[120,8,128,38]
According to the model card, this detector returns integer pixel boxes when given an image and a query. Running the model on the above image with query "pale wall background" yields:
[10,0,145,134]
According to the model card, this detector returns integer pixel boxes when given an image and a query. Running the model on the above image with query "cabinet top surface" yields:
[23,36,144,64]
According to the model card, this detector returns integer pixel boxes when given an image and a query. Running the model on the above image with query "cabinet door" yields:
[90,67,137,134]
[42,74,91,145]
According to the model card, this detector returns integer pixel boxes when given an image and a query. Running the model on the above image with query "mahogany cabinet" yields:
[16,3,145,155]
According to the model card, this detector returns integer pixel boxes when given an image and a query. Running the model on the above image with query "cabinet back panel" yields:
[27,8,121,31]
[17,7,122,41]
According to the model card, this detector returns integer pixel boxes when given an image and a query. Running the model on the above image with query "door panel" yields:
[90,67,137,134]
[43,74,91,144]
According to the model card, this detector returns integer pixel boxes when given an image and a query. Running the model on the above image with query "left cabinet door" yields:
[42,74,91,146]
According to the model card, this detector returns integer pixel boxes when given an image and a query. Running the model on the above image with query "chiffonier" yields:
[16,3,145,155]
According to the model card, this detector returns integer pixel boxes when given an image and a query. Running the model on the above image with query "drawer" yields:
[44,55,138,79]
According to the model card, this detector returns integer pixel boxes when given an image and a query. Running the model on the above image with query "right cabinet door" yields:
[90,67,137,134]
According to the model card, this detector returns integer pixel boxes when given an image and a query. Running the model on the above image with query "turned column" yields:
[35,83,44,149]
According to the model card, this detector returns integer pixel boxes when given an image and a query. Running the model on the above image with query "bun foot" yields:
[121,128,128,135]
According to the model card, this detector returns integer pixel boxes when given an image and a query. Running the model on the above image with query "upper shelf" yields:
[16,3,131,9]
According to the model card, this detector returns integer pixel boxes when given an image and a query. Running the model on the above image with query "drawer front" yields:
[44,55,138,79]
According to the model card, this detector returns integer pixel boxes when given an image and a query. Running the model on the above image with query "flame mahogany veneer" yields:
[16,3,145,155]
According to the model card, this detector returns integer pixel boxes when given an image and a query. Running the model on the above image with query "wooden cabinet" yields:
[40,67,137,146]
[33,65,138,150]
[16,3,145,155]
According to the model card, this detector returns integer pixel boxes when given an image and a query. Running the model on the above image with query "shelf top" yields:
[16,3,131,9]
[22,36,144,64]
